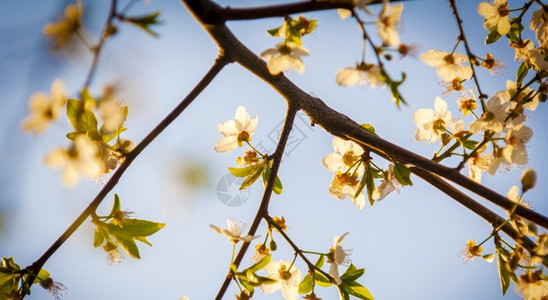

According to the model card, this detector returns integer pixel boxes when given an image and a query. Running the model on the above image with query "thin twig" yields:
[215,104,299,299]
[20,55,230,298]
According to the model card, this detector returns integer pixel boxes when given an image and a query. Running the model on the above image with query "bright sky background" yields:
[1,0,548,299]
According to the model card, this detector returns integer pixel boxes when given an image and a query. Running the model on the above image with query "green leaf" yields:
[109,194,122,218]
[262,166,283,194]
[93,226,105,248]
[81,111,98,132]
[298,274,314,294]
[240,163,266,191]
[118,219,166,237]
[133,236,152,246]
[381,71,407,108]
[343,281,375,300]
[0,273,19,297]
[107,225,140,259]
[315,254,325,268]
[354,165,369,199]
[248,254,271,272]
[338,285,351,300]
[497,248,511,295]
[340,264,365,283]
[66,99,82,130]
[361,123,376,134]
[516,62,529,86]
[124,11,162,37]
[267,25,284,37]
[35,269,51,283]
[314,270,331,287]
[366,166,376,206]
[485,28,501,44]
[462,139,479,150]
[505,19,523,43]
[393,162,413,186]
[229,164,263,177]
[101,127,127,143]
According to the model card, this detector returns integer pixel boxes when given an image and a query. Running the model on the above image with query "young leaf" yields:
[248,254,271,272]
[267,25,284,37]
[118,219,166,237]
[366,167,376,206]
[93,227,105,248]
[229,164,263,177]
[262,166,283,194]
[485,28,501,44]
[462,139,479,150]
[394,162,413,186]
[340,264,365,283]
[66,99,82,130]
[240,163,265,191]
[298,274,313,294]
[516,62,529,86]
[496,249,511,295]
[314,270,331,287]
[315,254,325,268]
[505,19,523,43]
[109,194,122,217]
[361,123,376,135]
[107,225,141,259]
[124,11,162,37]
[343,281,375,300]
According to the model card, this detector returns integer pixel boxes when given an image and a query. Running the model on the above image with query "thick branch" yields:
[183,0,548,231]
[21,56,229,298]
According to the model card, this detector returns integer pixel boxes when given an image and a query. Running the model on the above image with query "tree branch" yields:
[20,55,230,298]
[183,0,548,231]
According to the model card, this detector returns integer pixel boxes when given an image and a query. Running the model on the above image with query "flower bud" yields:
[521,168,537,193]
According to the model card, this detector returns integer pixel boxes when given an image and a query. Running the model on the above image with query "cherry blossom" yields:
[335,62,383,88]
[376,1,403,46]
[21,79,67,134]
[214,106,258,152]
[372,164,400,201]
[478,0,510,35]
[328,232,352,285]
[420,50,472,82]
[260,42,309,75]
[413,97,452,144]
[260,260,302,300]
[209,218,260,244]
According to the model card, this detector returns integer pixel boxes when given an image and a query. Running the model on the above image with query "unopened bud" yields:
[521,168,537,193]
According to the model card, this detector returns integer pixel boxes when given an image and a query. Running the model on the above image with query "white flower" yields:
[413,97,452,144]
[529,49,548,72]
[372,164,400,201]
[98,97,127,133]
[21,79,67,134]
[322,137,366,209]
[44,135,103,187]
[518,275,548,300]
[469,94,511,134]
[260,260,301,300]
[260,42,309,75]
[502,121,533,166]
[478,0,510,35]
[468,153,494,183]
[530,8,548,48]
[420,50,473,82]
[505,80,539,112]
[376,1,403,46]
[335,62,384,88]
[511,39,534,61]
[322,137,364,172]
[328,232,351,285]
[214,106,258,152]
[209,218,260,244]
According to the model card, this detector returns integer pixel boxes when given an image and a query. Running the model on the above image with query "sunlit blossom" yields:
[260,260,302,300]
[40,277,67,299]
[98,97,127,133]
[469,94,511,134]
[457,88,477,116]
[44,135,103,187]
[459,239,483,263]
[480,53,505,75]
[518,270,548,300]
[209,218,260,244]
[528,49,548,72]
[372,164,400,201]
[322,137,364,173]
[103,241,124,265]
[376,1,403,46]
[478,0,510,35]
[260,42,309,75]
[502,121,533,166]
[335,62,384,88]
[468,153,493,183]
[420,50,472,82]
[21,79,67,134]
[510,39,534,61]
[530,8,548,48]
[397,43,420,59]
[328,172,366,210]
[43,0,83,48]
[413,97,452,144]
[328,232,352,285]
[214,106,258,152]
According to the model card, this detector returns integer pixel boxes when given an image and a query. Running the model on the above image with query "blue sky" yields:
[1,0,547,299]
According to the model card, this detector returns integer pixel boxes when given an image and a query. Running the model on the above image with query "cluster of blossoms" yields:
[322,136,404,209]
[22,81,135,187]
[209,218,359,300]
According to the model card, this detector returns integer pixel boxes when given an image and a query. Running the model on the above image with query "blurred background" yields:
[1,0,547,299]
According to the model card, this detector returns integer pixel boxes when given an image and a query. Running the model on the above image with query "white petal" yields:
[214,136,238,152]
[322,153,344,172]
[336,68,359,86]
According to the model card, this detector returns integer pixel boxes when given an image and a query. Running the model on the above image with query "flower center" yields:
[237,131,251,146]
[278,265,292,281]
[279,45,292,55]
[497,3,509,17]
[443,54,455,65]
[342,151,358,166]
[432,119,446,134]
